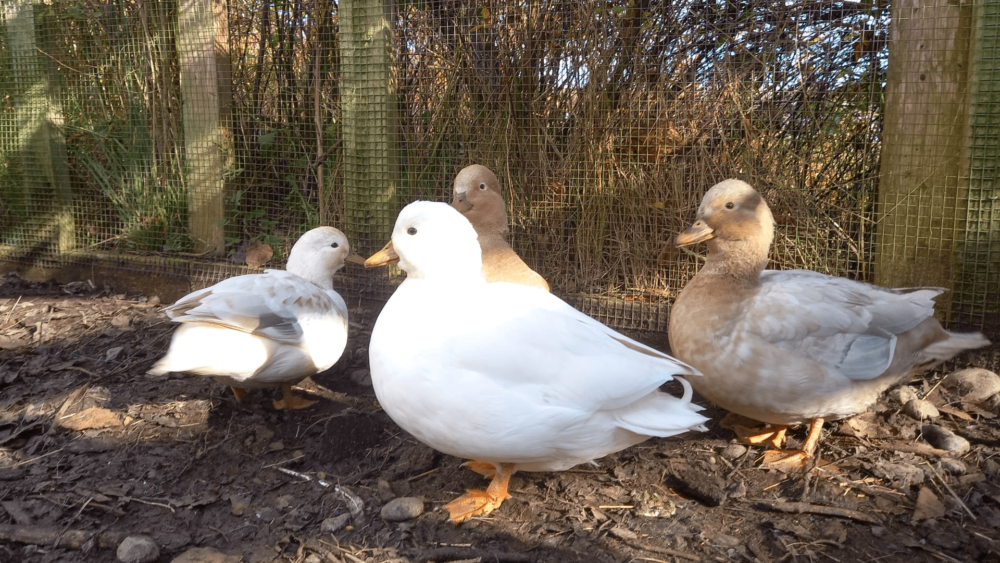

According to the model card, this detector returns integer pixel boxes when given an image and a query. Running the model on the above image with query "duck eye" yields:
[330,242,339,249]
[407,227,417,235]
[479,183,486,190]
[725,201,735,210]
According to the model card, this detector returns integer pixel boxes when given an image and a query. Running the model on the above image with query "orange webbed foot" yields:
[230,386,249,403]
[463,460,497,478]
[272,383,317,410]
[445,462,514,523]
[733,424,788,449]
[759,418,825,472]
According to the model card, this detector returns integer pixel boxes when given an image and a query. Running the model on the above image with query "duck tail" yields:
[613,391,709,438]
[921,331,990,362]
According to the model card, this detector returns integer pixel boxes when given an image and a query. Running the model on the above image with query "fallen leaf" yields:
[59,407,122,431]
[912,486,946,523]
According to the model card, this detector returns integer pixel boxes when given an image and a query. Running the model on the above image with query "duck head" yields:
[286,226,364,290]
[451,165,510,238]
[676,179,774,278]
[366,201,484,282]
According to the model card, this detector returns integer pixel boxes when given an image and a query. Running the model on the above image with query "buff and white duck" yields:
[149,227,365,409]
[450,165,550,291]
[365,201,707,521]
[668,179,990,468]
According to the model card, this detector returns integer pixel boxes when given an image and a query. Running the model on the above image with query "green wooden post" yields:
[961,2,1000,326]
[178,0,231,254]
[339,0,398,253]
[4,1,74,252]
[877,0,974,320]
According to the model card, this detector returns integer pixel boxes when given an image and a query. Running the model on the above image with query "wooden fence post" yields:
[877,0,974,320]
[4,0,74,252]
[178,0,232,255]
[339,0,398,253]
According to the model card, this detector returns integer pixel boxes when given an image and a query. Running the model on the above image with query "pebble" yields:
[321,513,351,534]
[921,424,971,455]
[117,535,159,563]
[887,386,919,405]
[944,368,1000,402]
[350,368,372,387]
[720,443,747,460]
[903,399,939,420]
[936,458,967,476]
[380,497,424,521]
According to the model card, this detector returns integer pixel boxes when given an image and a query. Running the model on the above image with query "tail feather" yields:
[921,331,990,363]
[614,389,708,438]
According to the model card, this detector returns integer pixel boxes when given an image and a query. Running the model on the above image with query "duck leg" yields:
[463,460,497,478]
[445,462,515,522]
[272,383,318,410]
[762,418,824,470]
[230,386,249,403]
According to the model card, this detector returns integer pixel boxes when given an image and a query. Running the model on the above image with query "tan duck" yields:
[450,165,550,291]
[669,179,990,467]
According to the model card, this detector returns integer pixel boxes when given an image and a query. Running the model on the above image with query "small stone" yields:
[117,535,158,563]
[380,497,424,521]
[921,425,971,455]
[720,443,747,460]
[376,479,396,501]
[321,513,351,534]
[350,368,372,387]
[943,368,1000,402]
[170,546,242,563]
[106,346,124,361]
[903,399,939,420]
[609,526,638,541]
[873,460,925,486]
[887,386,919,405]
[229,494,251,516]
[725,480,747,500]
[936,458,966,476]
[870,525,886,538]
[266,441,284,452]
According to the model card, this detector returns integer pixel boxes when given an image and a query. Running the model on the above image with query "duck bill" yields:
[344,253,367,266]
[451,190,472,213]
[676,221,715,247]
[364,241,399,267]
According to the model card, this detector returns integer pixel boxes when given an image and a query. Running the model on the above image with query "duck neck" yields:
[699,238,768,286]
[286,255,335,291]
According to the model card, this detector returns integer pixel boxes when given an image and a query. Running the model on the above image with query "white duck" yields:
[365,201,707,522]
[149,227,365,410]
[450,165,550,291]
[669,180,990,468]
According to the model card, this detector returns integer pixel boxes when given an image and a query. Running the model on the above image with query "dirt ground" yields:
[1,270,999,563]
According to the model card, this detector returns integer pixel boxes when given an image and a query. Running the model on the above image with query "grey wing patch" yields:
[837,333,895,380]
[252,312,304,341]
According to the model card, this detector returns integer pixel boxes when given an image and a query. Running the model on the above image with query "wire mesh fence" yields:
[0,0,997,337]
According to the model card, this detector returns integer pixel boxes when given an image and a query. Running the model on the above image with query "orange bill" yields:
[365,240,399,267]
[344,253,367,265]
[675,219,714,246]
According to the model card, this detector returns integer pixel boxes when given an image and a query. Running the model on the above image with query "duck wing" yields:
[749,270,943,381]
[166,270,340,344]
[446,282,701,412]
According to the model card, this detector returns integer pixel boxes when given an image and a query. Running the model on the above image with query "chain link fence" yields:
[1,0,997,338]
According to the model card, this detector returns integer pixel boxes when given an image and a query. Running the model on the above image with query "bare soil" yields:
[1,271,999,563]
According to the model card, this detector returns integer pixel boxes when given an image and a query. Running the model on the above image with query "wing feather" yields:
[165,270,337,344]
[750,270,942,381]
